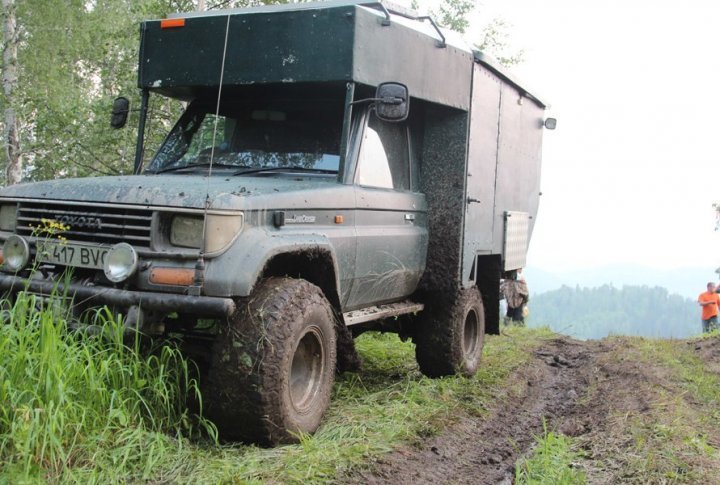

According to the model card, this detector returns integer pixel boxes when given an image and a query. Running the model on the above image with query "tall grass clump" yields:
[0,292,212,482]
[515,423,586,484]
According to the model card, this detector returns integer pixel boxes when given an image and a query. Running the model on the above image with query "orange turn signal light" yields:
[149,267,195,286]
[160,18,186,29]
[334,215,344,224]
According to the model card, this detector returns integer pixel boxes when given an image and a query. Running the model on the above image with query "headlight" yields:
[0,204,17,232]
[104,242,138,283]
[170,215,204,249]
[3,235,30,271]
[170,213,243,254]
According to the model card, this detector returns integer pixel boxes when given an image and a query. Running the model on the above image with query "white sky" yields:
[414,0,720,272]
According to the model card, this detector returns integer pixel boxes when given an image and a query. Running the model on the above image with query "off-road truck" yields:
[0,0,553,445]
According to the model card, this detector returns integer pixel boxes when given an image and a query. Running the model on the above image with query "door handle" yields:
[405,214,415,222]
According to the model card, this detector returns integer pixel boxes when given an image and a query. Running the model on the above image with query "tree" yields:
[415,0,523,67]
[1,0,21,185]
[434,0,474,34]
[529,284,699,339]
[476,17,524,67]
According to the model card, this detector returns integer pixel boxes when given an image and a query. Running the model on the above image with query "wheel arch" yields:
[260,247,342,311]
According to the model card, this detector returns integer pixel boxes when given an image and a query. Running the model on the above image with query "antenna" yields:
[190,14,232,297]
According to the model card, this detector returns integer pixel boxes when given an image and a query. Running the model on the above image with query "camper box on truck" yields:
[0,0,551,445]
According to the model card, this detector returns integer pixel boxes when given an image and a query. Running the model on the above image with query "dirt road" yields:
[343,335,720,484]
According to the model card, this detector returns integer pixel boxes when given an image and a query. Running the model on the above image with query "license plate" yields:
[36,242,109,269]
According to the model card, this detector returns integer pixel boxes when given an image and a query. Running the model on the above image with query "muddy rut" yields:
[343,337,614,484]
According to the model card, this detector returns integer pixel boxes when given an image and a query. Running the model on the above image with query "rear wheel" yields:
[204,277,337,445]
[415,286,485,377]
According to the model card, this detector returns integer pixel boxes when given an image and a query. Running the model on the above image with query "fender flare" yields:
[203,227,344,305]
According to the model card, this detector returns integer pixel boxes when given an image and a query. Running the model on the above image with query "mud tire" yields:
[414,287,485,378]
[204,277,337,445]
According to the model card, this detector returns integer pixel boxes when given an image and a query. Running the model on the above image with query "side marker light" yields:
[161,18,186,29]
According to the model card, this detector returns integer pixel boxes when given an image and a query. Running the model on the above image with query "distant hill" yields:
[525,264,715,300]
[527,284,699,339]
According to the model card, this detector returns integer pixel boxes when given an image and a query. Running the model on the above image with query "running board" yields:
[343,301,424,326]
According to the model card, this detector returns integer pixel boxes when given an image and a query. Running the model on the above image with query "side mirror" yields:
[544,118,557,130]
[110,97,130,129]
[374,82,409,122]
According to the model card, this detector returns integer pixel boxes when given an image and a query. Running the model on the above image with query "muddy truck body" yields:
[0,0,551,444]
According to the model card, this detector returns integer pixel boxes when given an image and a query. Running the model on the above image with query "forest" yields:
[528,284,700,340]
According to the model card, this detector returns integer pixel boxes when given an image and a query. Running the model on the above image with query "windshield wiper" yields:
[233,166,338,176]
[151,163,246,174]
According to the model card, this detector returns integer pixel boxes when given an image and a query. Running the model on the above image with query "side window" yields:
[356,115,410,190]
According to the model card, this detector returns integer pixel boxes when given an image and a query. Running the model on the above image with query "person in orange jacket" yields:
[697,282,720,333]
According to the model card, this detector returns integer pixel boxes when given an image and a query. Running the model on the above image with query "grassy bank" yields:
[0,296,554,482]
[0,294,211,482]
[11,297,719,484]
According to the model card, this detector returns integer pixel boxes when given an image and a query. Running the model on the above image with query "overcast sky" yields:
[416,0,720,272]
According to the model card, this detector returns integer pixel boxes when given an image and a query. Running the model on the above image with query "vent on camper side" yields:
[503,211,530,271]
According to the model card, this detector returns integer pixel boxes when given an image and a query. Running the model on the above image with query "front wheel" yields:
[204,277,337,445]
[414,286,486,378]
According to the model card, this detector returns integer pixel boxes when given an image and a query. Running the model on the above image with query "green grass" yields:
[0,293,213,482]
[515,422,586,484]
[0,295,555,482]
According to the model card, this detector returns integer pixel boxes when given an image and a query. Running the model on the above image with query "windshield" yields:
[146,99,343,174]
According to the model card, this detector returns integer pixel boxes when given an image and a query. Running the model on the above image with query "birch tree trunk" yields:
[2,0,21,185]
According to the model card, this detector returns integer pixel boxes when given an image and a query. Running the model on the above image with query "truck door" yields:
[346,111,428,310]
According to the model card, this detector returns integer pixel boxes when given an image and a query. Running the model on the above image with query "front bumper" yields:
[0,274,236,317]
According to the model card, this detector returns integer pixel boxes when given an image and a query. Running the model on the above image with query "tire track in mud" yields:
[344,337,609,484]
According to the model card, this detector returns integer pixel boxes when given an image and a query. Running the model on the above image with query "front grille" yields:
[16,201,153,249]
